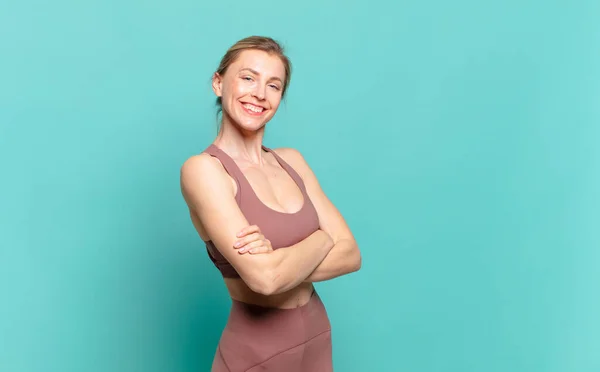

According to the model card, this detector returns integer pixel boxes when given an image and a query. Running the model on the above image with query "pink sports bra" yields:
[202,144,320,278]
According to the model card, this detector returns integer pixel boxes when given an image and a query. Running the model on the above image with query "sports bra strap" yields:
[262,146,307,194]
[204,145,243,204]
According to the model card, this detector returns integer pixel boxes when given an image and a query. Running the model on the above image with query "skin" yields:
[180,49,361,309]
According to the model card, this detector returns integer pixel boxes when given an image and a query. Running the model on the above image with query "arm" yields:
[180,153,333,295]
[274,148,362,282]
[303,238,359,282]
[266,229,334,291]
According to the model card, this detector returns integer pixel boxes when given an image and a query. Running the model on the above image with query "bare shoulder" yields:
[180,153,223,186]
[180,153,233,207]
[181,152,222,178]
[271,147,302,158]
[272,147,312,175]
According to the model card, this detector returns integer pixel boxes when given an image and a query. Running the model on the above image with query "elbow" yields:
[353,253,362,272]
[245,269,279,296]
[246,278,275,296]
[352,254,362,273]
[249,285,275,296]
[253,283,278,296]
[350,243,362,273]
[340,238,361,273]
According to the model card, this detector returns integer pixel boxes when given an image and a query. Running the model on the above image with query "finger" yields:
[236,225,260,238]
[234,232,261,249]
[249,246,271,254]
[238,239,265,254]
[249,240,273,254]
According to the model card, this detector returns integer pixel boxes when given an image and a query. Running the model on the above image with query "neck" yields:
[214,114,266,164]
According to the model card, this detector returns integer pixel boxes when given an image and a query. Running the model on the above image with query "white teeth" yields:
[243,103,264,113]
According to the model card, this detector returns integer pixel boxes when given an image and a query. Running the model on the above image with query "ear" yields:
[212,72,223,97]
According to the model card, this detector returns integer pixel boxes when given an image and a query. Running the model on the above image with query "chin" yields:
[240,121,268,132]
[237,115,272,131]
[223,110,273,132]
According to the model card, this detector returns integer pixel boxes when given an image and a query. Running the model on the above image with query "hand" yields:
[234,225,273,254]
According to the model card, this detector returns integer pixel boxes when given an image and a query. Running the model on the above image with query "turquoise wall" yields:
[1,0,599,371]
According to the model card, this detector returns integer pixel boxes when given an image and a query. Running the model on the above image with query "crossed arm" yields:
[180,148,361,296]
[273,148,361,283]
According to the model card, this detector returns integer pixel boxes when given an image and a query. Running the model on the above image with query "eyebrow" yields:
[238,68,283,83]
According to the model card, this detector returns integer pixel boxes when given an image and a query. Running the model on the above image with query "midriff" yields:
[224,278,315,309]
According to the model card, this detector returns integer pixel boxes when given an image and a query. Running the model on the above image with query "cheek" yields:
[222,88,241,112]
[268,93,283,109]
[223,79,246,99]
[232,81,249,95]
[270,102,281,113]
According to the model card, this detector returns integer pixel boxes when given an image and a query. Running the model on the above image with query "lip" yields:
[240,101,267,109]
[240,101,267,116]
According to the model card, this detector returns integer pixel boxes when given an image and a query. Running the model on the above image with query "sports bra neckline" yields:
[207,143,308,216]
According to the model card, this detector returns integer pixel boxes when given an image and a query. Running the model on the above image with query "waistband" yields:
[225,289,329,341]
[230,289,318,313]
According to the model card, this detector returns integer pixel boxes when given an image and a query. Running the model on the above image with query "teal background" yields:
[1,0,599,371]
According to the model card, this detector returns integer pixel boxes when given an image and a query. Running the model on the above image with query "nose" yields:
[252,85,266,100]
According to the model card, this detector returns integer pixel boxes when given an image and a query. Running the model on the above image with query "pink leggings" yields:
[211,291,333,372]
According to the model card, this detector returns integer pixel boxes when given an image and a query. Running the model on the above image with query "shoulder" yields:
[180,153,222,180]
[271,147,309,168]
[180,153,233,200]
[271,147,316,180]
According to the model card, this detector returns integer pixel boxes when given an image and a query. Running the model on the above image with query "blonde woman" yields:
[180,36,361,371]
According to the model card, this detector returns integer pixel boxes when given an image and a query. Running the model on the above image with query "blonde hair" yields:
[214,36,292,118]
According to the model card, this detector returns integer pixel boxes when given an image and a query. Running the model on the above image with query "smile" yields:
[241,102,266,116]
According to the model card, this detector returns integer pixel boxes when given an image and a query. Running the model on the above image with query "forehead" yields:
[230,49,286,79]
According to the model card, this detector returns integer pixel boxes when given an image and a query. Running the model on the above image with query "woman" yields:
[180,36,361,372]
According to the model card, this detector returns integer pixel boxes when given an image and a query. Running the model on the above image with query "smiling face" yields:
[212,49,286,132]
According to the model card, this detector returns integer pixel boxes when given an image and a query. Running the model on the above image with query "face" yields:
[212,49,286,132]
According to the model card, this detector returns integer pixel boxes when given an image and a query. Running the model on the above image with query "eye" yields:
[269,84,281,91]
[242,76,253,81]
